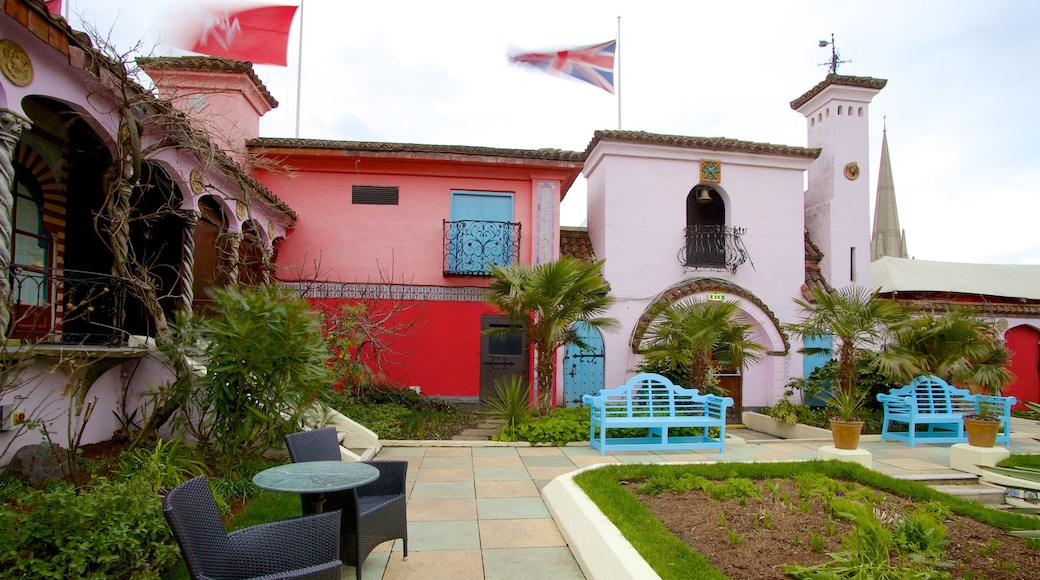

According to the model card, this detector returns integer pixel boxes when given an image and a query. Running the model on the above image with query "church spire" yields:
[871,124,908,260]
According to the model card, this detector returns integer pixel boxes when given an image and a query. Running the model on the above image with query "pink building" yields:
[576,76,887,415]
[9,0,958,463]
[0,2,293,462]
[247,140,583,401]
[146,59,889,411]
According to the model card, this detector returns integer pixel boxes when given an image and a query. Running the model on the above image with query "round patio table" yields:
[253,460,379,513]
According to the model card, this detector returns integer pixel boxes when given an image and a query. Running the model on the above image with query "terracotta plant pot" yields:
[964,418,999,448]
[830,419,864,450]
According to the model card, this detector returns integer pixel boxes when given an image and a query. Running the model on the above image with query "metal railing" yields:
[443,220,521,276]
[5,266,151,345]
[678,225,750,273]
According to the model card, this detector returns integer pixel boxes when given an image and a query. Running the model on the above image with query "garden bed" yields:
[634,478,1036,579]
[572,461,1040,579]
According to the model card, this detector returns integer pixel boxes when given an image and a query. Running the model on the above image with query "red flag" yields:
[43,0,62,14]
[171,3,298,66]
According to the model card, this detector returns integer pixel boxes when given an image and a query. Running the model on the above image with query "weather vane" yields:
[818,34,851,74]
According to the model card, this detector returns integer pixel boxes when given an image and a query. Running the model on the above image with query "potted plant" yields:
[827,379,869,450]
[963,402,1001,448]
[787,286,909,450]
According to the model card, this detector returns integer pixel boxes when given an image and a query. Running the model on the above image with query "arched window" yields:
[685,186,726,268]
[192,196,228,309]
[239,221,266,288]
[12,170,51,306]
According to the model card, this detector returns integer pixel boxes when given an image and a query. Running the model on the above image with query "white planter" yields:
[741,411,833,440]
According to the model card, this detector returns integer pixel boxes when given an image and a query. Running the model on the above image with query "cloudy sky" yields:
[65,0,1040,265]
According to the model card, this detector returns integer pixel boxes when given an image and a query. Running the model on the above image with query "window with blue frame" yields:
[443,191,520,275]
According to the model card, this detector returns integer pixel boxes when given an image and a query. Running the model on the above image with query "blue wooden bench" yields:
[877,375,1015,448]
[582,373,733,456]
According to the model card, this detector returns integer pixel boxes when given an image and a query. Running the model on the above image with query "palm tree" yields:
[877,307,1012,396]
[486,257,618,413]
[640,299,766,395]
[786,286,909,421]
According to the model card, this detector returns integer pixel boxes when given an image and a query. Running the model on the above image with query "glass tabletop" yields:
[252,461,380,494]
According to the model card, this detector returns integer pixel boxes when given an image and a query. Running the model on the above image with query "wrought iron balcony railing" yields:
[5,266,150,346]
[678,225,750,273]
[443,220,521,276]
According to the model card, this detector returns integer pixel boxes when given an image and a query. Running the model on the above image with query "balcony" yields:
[443,220,521,276]
[6,266,151,346]
[678,225,750,273]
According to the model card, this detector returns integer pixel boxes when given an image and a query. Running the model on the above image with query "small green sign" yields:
[707,293,725,301]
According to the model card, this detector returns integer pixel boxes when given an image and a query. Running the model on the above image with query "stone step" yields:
[928,482,1008,505]
[892,471,980,487]
[452,427,501,441]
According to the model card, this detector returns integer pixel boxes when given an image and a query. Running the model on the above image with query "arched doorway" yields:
[563,321,605,407]
[1005,325,1040,409]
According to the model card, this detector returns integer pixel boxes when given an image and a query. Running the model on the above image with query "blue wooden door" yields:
[802,334,832,406]
[563,322,605,406]
[449,192,514,273]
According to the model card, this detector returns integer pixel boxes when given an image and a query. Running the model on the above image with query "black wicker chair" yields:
[284,427,408,580]
[163,475,342,580]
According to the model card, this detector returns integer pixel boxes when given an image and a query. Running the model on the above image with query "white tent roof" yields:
[871,257,1040,300]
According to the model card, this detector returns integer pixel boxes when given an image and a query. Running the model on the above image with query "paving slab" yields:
[368,429,1040,579]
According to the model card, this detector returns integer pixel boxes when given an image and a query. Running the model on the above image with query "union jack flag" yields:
[509,40,616,93]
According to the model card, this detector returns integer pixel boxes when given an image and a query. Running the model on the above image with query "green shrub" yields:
[324,386,474,440]
[504,406,590,445]
[210,458,273,511]
[0,474,28,501]
[117,438,206,495]
[182,285,334,470]
[0,474,179,579]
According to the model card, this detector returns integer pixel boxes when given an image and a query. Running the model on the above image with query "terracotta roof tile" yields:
[247,138,585,163]
[584,130,820,160]
[790,74,889,111]
[136,56,279,109]
[560,227,595,263]
[802,229,834,300]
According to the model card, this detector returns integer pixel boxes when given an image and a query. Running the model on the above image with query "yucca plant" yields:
[482,375,534,440]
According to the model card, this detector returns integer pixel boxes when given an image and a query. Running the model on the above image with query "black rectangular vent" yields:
[352,185,399,205]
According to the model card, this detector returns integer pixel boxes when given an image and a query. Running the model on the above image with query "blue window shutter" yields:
[448,192,515,273]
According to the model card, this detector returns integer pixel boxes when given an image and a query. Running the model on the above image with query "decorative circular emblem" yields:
[0,40,34,87]
[189,170,204,194]
[268,222,276,238]
[843,162,860,180]
[235,200,247,220]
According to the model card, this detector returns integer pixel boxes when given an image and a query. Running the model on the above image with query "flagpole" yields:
[616,15,621,130]
[294,0,305,138]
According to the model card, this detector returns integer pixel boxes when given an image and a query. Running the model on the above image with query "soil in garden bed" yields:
[627,479,1040,579]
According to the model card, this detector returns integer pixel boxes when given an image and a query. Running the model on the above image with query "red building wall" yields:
[1005,325,1040,409]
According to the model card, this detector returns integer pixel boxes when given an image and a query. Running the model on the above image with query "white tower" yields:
[792,75,886,287]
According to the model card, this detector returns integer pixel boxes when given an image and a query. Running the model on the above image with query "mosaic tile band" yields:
[286,282,489,302]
